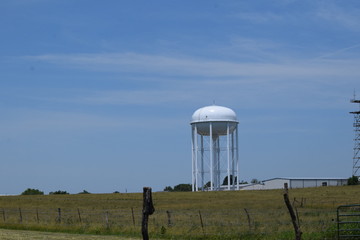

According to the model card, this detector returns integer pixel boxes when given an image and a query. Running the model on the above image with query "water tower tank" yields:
[190,105,239,191]
[191,105,238,136]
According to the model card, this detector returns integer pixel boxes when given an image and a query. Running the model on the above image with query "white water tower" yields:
[191,105,239,191]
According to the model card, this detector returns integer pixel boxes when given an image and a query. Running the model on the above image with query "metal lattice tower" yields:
[350,96,360,177]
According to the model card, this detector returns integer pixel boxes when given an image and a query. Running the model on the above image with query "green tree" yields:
[21,188,44,195]
[251,178,260,184]
[348,176,359,185]
[204,181,211,189]
[173,184,192,192]
[163,186,173,192]
[222,175,237,185]
[78,190,91,194]
[49,190,69,195]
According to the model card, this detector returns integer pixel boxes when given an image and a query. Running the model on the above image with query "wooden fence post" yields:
[36,208,39,223]
[57,208,61,223]
[77,208,82,223]
[2,208,5,222]
[166,210,172,227]
[105,211,110,229]
[131,207,136,226]
[19,208,23,223]
[198,210,205,235]
[283,183,302,240]
[142,187,155,240]
[301,198,306,208]
[244,208,252,231]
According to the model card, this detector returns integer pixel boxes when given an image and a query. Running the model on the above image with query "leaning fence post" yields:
[142,187,155,240]
[36,208,39,223]
[198,210,205,235]
[77,208,82,223]
[283,183,302,240]
[131,207,136,226]
[244,208,251,231]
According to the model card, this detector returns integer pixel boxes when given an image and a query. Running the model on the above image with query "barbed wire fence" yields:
[0,206,338,238]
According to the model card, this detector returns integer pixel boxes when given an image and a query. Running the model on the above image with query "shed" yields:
[239,177,347,190]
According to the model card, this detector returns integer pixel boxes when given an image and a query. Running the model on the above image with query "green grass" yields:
[0,186,360,239]
[0,228,142,240]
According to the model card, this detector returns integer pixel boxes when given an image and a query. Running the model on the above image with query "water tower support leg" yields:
[201,135,204,191]
[236,128,239,190]
[231,132,235,189]
[209,123,213,191]
[191,126,196,192]
[194,126,199,191]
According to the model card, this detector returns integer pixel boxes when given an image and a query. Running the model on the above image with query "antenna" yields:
[350,92,360,177]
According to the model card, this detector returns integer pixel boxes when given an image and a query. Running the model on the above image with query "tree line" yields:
[19,176,360,195]
[21,188,90,195]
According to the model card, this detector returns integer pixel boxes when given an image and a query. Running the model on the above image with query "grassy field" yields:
[0,228,141,240]
[0,185,359,239]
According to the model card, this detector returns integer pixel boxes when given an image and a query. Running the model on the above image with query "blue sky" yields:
[1,0,360,194]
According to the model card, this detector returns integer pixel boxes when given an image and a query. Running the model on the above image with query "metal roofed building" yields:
[239,177,347,190]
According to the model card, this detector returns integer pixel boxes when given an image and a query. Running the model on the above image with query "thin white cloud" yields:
[234,11,283,23]
[0,108,187,138]
[317,2,360,32]
[77,89,192,105]
[0,110,120,138]
[15,50,360,112]
[222,37,285,62]
[22,52,360,79]
[313,42,360,60]
[46,75,353,111]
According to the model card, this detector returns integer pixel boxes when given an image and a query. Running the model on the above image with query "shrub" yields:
[251,178,260,184]
[21,188,44,195]
[163,186,173,192]
[222,175,237,185]
[173,184,192,192]
[347,176,359,185]
[78,190,91,194]
[49,190,69,195]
